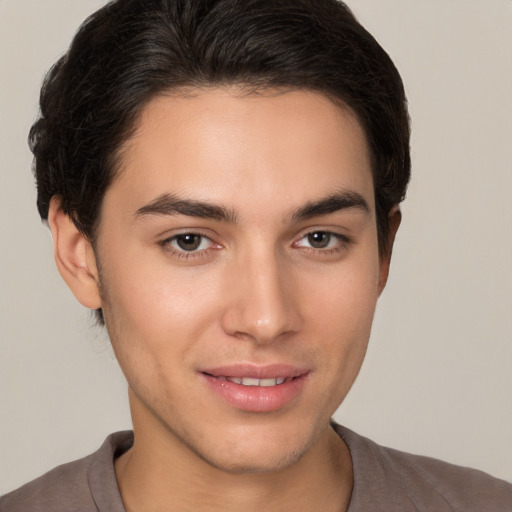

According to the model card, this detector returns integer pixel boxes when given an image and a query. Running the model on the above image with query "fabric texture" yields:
[332,424,512,512]
[1,424,511,511]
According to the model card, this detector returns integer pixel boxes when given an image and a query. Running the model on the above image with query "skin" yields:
[49,87,400,512]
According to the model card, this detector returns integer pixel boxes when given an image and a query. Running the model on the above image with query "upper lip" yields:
[200,364,310,379]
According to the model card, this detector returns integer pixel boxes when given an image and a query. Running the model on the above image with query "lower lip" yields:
[201,373,309,413]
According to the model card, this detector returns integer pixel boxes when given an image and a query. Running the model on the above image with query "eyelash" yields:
[159,231,218,260]
[159,230,351,260]
[293,231,351,255]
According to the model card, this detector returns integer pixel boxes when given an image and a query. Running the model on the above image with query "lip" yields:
[199,364,310,413]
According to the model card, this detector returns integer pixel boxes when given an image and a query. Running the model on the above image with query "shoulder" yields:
[0,455,95,512]
[372,438,512,509]
[0,431,132,512]
[332,422,512,512]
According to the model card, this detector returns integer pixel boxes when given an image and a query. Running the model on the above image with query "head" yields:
[32,0,410,301]
[33,0,410,474]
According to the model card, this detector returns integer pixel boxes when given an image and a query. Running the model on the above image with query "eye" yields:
[305,231,333,249]
[295,231,348,251]
[164,233,213,253]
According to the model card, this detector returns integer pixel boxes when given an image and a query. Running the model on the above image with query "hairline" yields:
[93,83,377,241]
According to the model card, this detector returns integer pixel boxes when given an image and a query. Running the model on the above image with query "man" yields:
[1,0,511,510]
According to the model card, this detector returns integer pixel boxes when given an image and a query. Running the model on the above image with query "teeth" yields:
[224,377,287,386]
[242,377,262,386]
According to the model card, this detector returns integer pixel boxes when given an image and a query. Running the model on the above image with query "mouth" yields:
[200,365,310,412]
[205,375,293,387]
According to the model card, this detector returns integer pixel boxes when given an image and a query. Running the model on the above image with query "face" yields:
[93,88,389,473]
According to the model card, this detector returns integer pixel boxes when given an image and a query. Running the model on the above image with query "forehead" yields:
[108,87,374,219]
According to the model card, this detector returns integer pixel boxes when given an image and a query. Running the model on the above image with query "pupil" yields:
[177,234,201,251]
[308,231,330,249]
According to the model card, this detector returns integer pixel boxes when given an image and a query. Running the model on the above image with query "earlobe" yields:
[48,198,102,310]
[378,206,402,295]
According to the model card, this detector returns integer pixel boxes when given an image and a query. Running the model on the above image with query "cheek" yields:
[99,254,223,374]
[303,249,380,378]
[306,248,380,331]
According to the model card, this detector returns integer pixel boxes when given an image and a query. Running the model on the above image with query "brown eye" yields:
[160,232,218,260]
[294,230,349,253]
[307,231,331,249]
[175,234,203,251]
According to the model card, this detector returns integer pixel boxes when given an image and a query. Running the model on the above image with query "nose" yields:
[220,250,302,345]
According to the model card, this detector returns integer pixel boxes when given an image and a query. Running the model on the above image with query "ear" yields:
[48,198,102,310]
[378,205,402,295]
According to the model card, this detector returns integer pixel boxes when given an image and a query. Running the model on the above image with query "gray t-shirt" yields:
[1,423,511,511]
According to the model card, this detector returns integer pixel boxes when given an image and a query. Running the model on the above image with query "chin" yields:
[198,442,306,475]
[184,419,319,475]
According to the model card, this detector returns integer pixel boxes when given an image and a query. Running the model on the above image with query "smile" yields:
[216,376,288,386]
[201,365,310,412]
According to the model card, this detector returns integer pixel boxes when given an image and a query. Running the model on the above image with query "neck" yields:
[115,399,353,512]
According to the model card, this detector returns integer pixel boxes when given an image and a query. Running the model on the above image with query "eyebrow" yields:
[134,193,238,223]
[134,190,369,224]
[291,191,370,221]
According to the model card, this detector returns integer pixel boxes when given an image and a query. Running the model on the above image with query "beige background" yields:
[1,0,511,494]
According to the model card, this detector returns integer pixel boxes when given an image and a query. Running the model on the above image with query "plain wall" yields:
[1,0,511,494]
